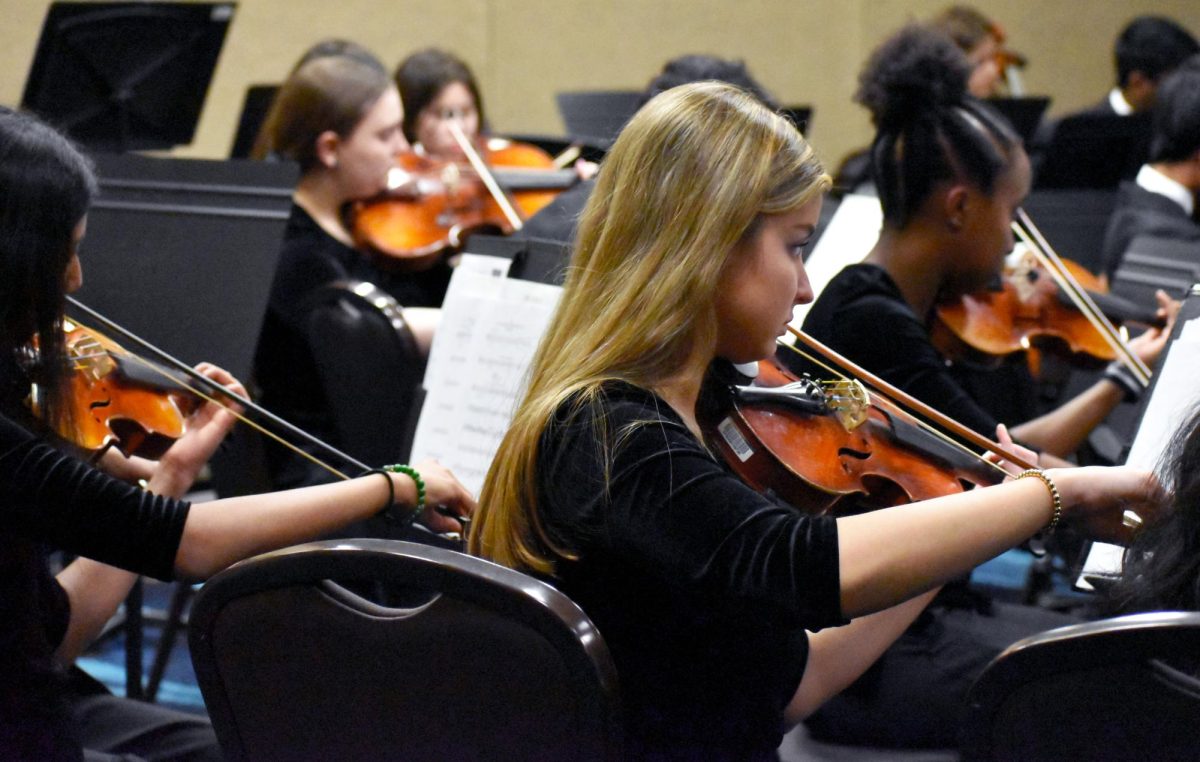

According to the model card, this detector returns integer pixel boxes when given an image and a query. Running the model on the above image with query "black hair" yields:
[1107,405,1200,615]
[0,108,97,428]
[394,48,485,145]
[1149,54,1200,163]
[640,55,779,110]
[1115,16,1198,88]
[856,24,1021,228]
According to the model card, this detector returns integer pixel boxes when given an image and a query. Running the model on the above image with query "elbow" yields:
[172,524,225,581]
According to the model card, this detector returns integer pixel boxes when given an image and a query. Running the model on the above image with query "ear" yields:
[943,184,970,232]
[314,130,341,169]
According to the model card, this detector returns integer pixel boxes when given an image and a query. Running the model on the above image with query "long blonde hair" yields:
[468,82,829,574]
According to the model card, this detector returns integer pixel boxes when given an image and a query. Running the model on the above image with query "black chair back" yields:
[962,611,1200,761]
[190,539,622,762]
[303,280,424,466]
[556,90,642,145]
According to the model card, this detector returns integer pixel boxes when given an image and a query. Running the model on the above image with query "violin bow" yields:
[447,120,525,231]
[1012,208,1152,386]
[785,325,1039,472]
[65,296,369,480]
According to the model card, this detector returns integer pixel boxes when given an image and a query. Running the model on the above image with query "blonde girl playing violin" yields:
[467,82,1160,760]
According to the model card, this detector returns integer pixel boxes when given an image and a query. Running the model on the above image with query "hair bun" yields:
[856,24,972,130]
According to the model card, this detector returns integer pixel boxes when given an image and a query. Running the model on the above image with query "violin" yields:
[934,250,1160,367]
[933,210,1155,384]
[29,320,197,459]
[350,136,578,268]
[705,359,1002,515]
[57,298,375,480]
[702,329,1037,517]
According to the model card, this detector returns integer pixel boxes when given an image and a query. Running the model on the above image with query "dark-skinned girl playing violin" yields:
[800,25,1175,749]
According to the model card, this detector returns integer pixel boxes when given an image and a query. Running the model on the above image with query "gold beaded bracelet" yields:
[1017,468,1061,533]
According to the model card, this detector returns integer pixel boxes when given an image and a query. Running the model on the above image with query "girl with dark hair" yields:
[394,48,486,159]
[1108,404,1200,615]
[0,107,474,761]
[800,25,1174,749]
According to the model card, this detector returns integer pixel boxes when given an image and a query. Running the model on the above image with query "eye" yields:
[789,239,812,259]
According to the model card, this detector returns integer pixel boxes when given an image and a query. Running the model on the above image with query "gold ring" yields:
[1122,510,1144,530]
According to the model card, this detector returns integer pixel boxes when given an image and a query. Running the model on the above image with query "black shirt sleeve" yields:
[541,386,844,628]
[0,413,190,582]
[804,265,1002,438]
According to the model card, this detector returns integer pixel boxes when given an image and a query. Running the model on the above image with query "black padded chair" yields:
[961,611,1200,761]
[303,280,425,466]
[555,90,642,145]
[189,539,622,762]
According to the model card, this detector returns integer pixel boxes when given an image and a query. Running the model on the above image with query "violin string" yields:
[117,354,353,482]
[776,339,1012,478]
[64,298,364,480]
[1012,210,1151,385]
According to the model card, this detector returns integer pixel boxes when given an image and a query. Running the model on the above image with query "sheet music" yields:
[1078,312,1200,587]
[410,255,561,496]
[790,194,882,327]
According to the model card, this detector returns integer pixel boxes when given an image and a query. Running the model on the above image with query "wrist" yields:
[379,464,425,526]
[1017,468,1062,532]
[145,458,200,499]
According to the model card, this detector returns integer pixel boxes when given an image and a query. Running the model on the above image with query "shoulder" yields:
[806,264,921,338]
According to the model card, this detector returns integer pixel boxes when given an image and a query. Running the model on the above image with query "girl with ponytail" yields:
[801,25,1173,749]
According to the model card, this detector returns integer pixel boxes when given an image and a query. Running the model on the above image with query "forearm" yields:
[172,473,409,580]
[786,587,939,724]
[1010,379,1122,457]
[836,477,1055,617]
[53,558,138,665]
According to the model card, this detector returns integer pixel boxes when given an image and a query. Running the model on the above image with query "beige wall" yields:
[3,0,1199,168]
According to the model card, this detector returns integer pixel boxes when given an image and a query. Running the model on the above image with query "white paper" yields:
[1079,316,1200,586]
[790,194,882,327]
[410,257,561,496]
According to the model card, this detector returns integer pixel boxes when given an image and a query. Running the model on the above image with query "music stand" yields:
[228,83,278,158]
[21,2,236,152]
[987,96,1050,144]
[780,105,813,133]
[1034,112,1152,190]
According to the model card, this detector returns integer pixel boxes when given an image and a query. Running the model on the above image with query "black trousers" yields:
[67,670,222,762]
[803,601,1078,749]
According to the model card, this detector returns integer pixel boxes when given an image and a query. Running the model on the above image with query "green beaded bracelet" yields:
[383,464,425,512]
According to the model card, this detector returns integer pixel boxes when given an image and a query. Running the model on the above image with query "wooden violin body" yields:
[934,251,1161,368]
[350,138,577,268]
[34,321,196,458]
[704,360,1000,516]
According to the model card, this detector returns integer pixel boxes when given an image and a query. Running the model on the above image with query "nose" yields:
[794,260,814,306]
[393,129,411,153]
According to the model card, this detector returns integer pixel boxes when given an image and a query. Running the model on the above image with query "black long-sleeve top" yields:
[802,263,1039,437]
[0,410,190,761]
[253,204,451,487]
[538,383,845,760]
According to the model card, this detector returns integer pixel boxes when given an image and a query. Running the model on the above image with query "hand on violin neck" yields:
[1128,289,1181,367]
[148,363,246,499]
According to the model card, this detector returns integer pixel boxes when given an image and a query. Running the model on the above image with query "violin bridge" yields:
[823,379,870,430]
